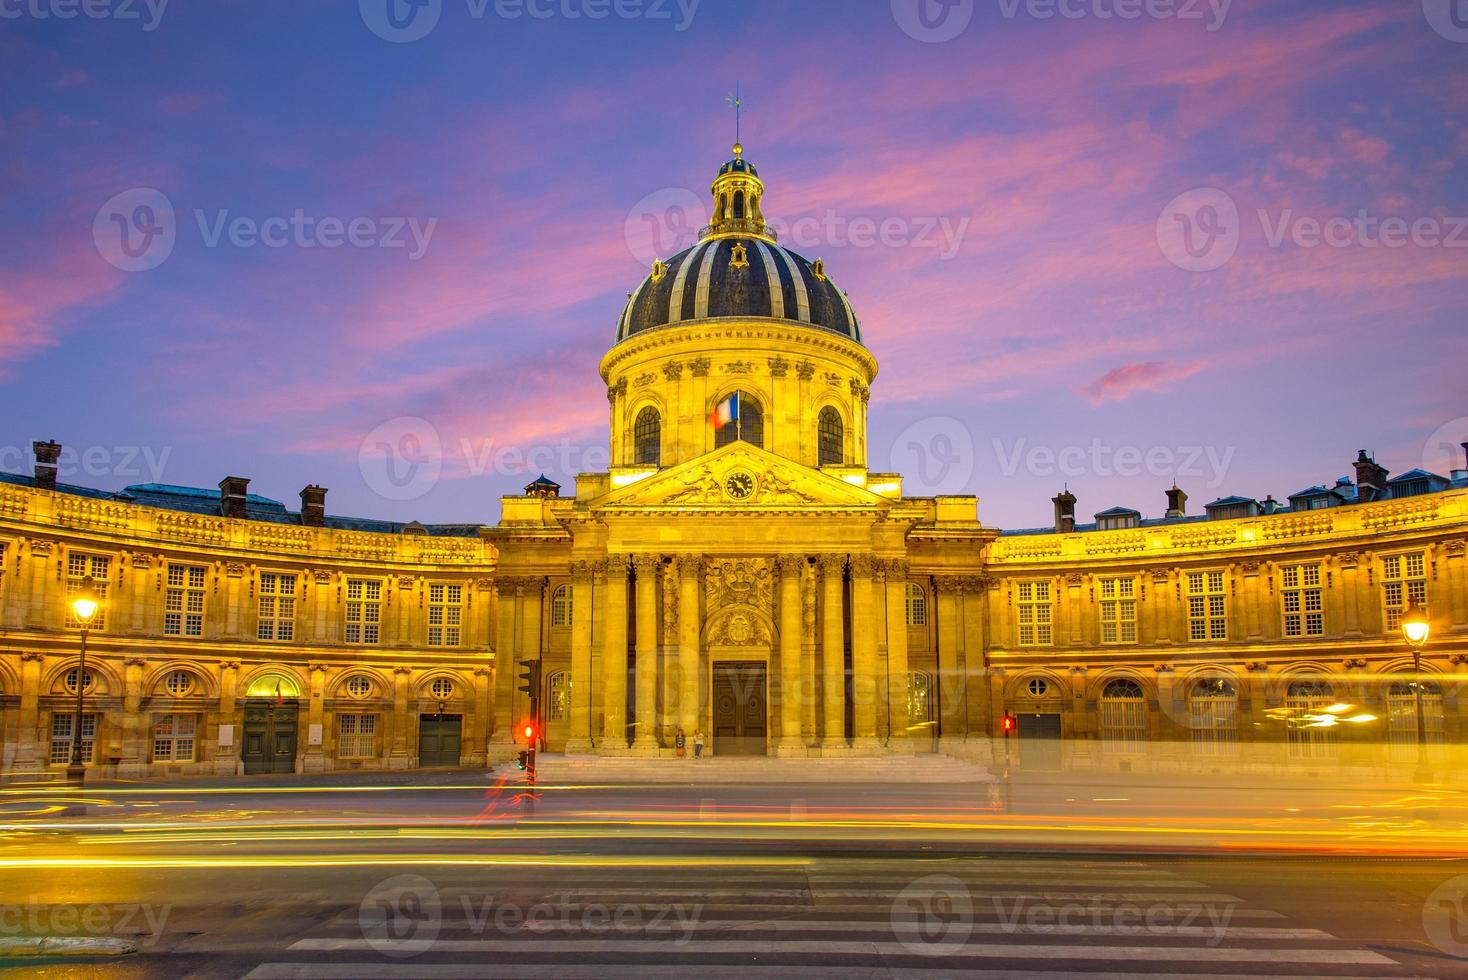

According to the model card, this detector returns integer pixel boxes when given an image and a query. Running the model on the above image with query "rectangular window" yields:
[345,579,382,644]
[1186,570,1227,641]
[1281,564,1324,637]
[164,564,206,637]
[1016,580,1052,646]
[1099,577,1137,644]
[1381,552,1427,632]
[257,573,297,641]
[427,583,463,647]
[66,552,111,630]
[338,713,378,759]
[49,712,97,765]
[151,713,197,762]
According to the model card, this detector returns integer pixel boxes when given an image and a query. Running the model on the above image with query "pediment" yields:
[594,443,888,511]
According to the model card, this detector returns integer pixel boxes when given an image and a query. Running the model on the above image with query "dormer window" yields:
[1094,507,1141,531]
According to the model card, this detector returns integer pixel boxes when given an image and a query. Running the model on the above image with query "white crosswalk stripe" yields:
[241,859,1427,979]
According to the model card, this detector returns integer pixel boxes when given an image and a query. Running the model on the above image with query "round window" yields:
[1025,677,1049,697]
[430,677,454,699]
[346,676,373,698]
[163,670,194,697]
[64,668,95,694]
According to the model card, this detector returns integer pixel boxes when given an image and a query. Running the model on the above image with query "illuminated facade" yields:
[2,147,1467,778]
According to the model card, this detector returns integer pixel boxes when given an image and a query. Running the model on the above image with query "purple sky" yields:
[3,0,1466,530]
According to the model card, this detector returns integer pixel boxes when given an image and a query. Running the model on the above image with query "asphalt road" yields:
[0,769,1465,978]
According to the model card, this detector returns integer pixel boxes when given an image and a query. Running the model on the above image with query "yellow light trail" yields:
[0,854,811,870]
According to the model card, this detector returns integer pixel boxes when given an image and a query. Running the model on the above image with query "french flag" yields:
[710,392,740,432]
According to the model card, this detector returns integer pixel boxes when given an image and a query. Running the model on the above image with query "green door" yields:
[242,700,299,774]
[418,714,463,768]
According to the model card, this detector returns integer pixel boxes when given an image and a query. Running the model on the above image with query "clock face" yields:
[724,471,756,500]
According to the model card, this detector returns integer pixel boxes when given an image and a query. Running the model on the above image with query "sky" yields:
[2,0,1466,530]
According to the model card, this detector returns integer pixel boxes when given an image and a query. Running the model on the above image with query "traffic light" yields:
[516,751,529,771]
[1001,713,1017,734]
[522,722,537,744]
[516,660,541,699]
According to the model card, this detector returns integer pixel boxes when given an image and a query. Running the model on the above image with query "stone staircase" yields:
[516,753,993,784]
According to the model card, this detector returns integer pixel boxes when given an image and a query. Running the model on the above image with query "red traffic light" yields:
[522,723,536,741]
[1001,713,1017,734]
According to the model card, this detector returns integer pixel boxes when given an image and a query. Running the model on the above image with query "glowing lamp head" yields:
[70,576,101,626]
[1001,713,1017,734]
[1400,603,1430,648]
[522,724,536,741]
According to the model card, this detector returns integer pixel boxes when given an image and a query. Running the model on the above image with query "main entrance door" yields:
[242,700,299,774]
[1017,712,1063,771]
[712,662,767,756]
[419,714,463,768]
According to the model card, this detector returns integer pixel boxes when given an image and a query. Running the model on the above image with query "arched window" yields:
[1024,677,1050,698]
[1188,677,1238,756]
[713,392,764,449]
[1099,678,1147,754]
[818,406,844,466]
[346,675,374,699]
[163,669,195,697]
[634,407,661,467]
[1386,678,1444,760]
[64,668,96,694]
[733,189,745,219]
[551,584,572,627]
[429,677,455,700]
[1285,678,1336,759]
[905,582,926,627]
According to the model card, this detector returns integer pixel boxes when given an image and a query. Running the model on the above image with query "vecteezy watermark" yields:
[1422,417,1468,475]
[361,875,442,958]
[625,187,706,268]
[0,899,171,948]
[1423,874,1468,959]
[93,188,438,272]
[991,437,1236,488]
[889,417,976,496]
[0,444,172,483]
[359,0,701,43]
[359,417,444,502]
[1156,187,1240,273]
[891,0,975,43]
[993,897,1236,944]
[1422,0,1468,43]
[459,438,609,480]
[996,0,1231,30]
[891,875,975,956]
[0,0,168,30]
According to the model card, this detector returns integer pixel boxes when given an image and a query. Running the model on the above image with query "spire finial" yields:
[725,82,744,149]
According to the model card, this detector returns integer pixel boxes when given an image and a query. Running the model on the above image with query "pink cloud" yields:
[1080,361,1203,405]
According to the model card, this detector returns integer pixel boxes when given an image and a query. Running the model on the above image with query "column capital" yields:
[675,554,703,576]
[632,554,662,574]
[848,554,877,578]
[816,553,846,576]
[881,557,910,579]
[605,554,630,573]
[393,665,414,676]
[20,651,44,663]
[776,554,807,576]
[570,559,601,580]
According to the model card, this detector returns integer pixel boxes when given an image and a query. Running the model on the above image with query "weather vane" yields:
[725,83,744,146]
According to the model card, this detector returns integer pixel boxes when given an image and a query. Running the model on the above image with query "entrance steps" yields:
[523,753,993,784]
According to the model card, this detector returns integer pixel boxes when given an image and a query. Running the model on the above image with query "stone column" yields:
[676,556,702,740]
[818,554,847,751]
[849,555,881,753]
[1445,540,1466,630]
[469,666,492,766]
[777,555,806,756]
[217,660,239,776]
[883,560,912,753]
[1149,569,1170,644]
[961,579,992,759]
[566,561,596,753]
[489,580,517,748]
[935,578,962,747]
[631,555,661,755]
[13,652,43,770]
[304,662,327,773]
[1339,553,1363,637]
[601,557,630,752]
[389,666,412,769]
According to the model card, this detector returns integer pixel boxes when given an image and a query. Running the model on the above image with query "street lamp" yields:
[1399,601,1432,784]
[66,576,102,785]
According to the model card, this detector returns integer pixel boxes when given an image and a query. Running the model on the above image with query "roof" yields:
[1205,495,1258,508]
[1093,506,1141,519]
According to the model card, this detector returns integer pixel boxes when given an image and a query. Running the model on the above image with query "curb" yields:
[0,936,138,957]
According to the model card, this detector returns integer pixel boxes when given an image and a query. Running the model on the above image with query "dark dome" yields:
[616,238,862,344]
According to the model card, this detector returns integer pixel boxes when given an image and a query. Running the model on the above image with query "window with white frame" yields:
[151,713,197,762]
[164,564,206,637]
[345,675,374,699]
[1188,677,1239,756]
[1386,679,1444,758]
[1099,678,1147,753]
[548,671,571,721]
[905,582,927,627]
[50,712,97,764]
[1281,563,1324,637]
[429,677,455,700]
[1381,552,1427,632]
[1099,577,1137,644]
[1186,570,1227,641]
[427,583,463,647]
[550,584,572,628]
[338,713,378,759]
[63,667,96,694]
[65,552,110,630]
[1285,678,1337,759]
[345,579,382,644]
[257,572,296,641]
[162,669,195,697]
[1016,581,1052,646]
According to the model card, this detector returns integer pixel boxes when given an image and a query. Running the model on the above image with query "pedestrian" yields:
[693,729,705,759]
[675,728,686,758]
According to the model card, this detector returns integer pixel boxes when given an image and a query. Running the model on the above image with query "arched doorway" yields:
[243,672,301,774]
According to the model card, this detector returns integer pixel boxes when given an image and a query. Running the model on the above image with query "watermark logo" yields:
[1423,0,1468,42]
[0,0,169,30]
[360,874,442,958]
[1422,417,1468,475]
[890,417,975,496]
[990,437,1236,488]
[0,899,171,948]
[624,187,706,268]
[891,875,974,956]
[996,0,1231,31]
[360,0,443,42]
[359,417,443,502]
[0,444,171,483]
[891,0,974,43]
[93,188,176,272]
[1423,874,1468,959]
[1156,187,1239,272]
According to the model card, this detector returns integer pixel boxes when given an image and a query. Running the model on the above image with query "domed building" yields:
[0,145,1465,778]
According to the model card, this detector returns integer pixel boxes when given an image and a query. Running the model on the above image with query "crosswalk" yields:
[242,858,1426,979]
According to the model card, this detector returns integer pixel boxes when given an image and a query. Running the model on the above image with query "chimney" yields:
[1052,488,1077,533]
[32,440,61,488]
[1164,484,1188,518]
[1261,494,1281,515]
[300,485,327,527]
[1462,442,1468,472]
[1353,450,1389,503]
[219,476,250,519]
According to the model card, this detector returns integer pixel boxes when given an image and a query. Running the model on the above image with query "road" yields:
[0,767,1465,977]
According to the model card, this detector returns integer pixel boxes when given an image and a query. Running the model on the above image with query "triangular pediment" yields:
[594,443,889,511]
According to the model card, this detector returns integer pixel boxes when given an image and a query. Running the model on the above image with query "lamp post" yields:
[1399,601,1432,784]
[66,576,102,785]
